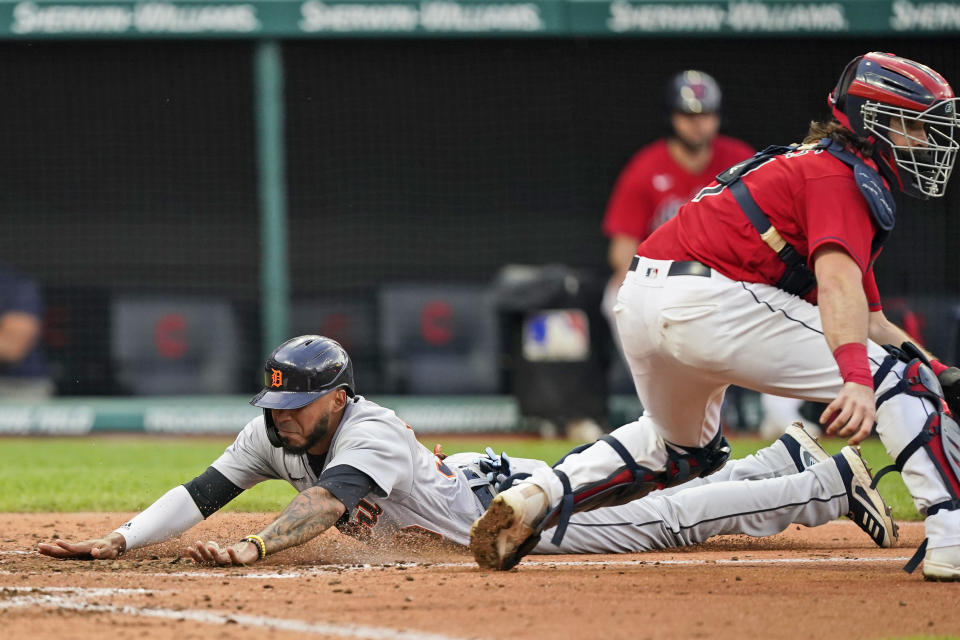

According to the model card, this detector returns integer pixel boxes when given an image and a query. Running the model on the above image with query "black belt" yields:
[463,468,496,509]
[629,257,712,278]
[472,485,495,509]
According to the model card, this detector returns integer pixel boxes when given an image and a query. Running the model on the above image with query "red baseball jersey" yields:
[603,135,755,242]
[639,145,883,309]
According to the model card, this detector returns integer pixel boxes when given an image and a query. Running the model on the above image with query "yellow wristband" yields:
[241,535,266,560]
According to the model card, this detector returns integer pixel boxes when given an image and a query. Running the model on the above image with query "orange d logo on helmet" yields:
[270,368,283,388]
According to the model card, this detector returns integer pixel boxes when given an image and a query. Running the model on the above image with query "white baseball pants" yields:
[532,438,848,553]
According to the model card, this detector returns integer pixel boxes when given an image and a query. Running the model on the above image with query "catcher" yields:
[39,336,895,564]
[470,52,960,580]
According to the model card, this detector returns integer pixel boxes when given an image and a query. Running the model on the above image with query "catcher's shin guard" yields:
[541,430,731,546]
[873,343,960,573]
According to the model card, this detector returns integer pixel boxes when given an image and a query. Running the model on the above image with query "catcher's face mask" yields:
[863,100,960,199]
[830,51,959,200]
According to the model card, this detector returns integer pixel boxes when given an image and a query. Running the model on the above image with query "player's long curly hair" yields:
[803,120,874,157]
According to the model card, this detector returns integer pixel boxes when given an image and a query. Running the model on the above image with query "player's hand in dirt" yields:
[821,381,876,445]
[186,539,260,566]
[37,532,126,560]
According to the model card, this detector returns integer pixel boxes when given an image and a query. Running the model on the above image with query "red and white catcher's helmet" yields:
[829,52,960,199]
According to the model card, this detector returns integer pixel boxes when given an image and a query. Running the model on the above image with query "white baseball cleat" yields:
[470,483,548,570]
[778,421,830,472]
[833,446,898,548]
[923,544,960,581]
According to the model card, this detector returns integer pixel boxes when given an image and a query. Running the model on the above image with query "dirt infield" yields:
[3,513,958,640]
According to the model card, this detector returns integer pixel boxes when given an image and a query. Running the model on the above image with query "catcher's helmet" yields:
[250,335,355,447]
[829,52,959,199]
[667,70,722,115]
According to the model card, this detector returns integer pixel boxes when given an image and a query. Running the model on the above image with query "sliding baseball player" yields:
[39,336,894,565]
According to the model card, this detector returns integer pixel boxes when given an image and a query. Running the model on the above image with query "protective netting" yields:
[0,37,957,406]
[0,42,260,394]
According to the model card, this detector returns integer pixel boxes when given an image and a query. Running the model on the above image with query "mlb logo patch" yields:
[645,267,659,278]
[522,309,590,362]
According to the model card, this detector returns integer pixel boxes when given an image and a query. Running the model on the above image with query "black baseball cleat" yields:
[833,446,898,548]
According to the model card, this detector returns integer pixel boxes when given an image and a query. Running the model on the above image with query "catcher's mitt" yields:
[938,366,960,418]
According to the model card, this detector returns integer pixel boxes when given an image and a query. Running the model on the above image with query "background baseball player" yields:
[471,52,960,580]
[603,70,753,296]
[602,71,807,437]
[38,335,894,564]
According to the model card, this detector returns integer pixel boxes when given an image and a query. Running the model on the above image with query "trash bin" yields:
[493,264,609,439]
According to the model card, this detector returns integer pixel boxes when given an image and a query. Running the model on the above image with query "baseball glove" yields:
[938,366,960,418]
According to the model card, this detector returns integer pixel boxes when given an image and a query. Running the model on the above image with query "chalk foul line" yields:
[0,586,483,640]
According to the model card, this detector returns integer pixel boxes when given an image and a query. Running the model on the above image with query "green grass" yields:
[0,437,298,513]
[0,434,918,520]
[884,637,960,640]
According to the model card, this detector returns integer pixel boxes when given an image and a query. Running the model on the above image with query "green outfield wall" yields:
[1,0,959,38]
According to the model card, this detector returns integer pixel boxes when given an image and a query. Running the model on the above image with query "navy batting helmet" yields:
[829,52,959,199]
[250,335,355,447]
[667,70,722,115]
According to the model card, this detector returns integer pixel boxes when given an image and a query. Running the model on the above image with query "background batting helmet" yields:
[829,52,959,199]
[666,70,722,115]
[250,335,356,447]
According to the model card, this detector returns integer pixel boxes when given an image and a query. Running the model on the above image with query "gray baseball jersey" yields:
[210,396,850,553]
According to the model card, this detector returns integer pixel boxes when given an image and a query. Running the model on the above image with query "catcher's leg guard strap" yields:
[871,414,934,489]
[886,412,960,573]
[874,344,960,572]
[544,436,661,546]
[876,358,944,410]
[549,471,574,545]
[872,353,899,390]
[543,432,731,546]
[903,539,928,574]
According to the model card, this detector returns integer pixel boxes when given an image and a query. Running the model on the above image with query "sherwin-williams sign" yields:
[8,1,261,33]
[2,0,553,35]
[573,0,960,34]
[0,0,957,37]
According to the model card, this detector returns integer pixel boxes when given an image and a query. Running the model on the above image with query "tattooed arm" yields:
[186,486,345,566]
[258,486,346,552]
